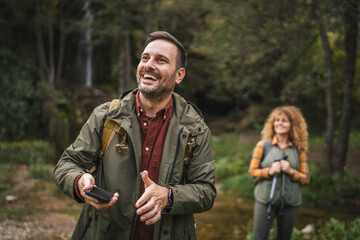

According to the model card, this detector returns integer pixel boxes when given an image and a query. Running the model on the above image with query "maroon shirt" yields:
[133,91,174,240]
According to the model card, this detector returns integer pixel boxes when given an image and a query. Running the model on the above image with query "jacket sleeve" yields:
[53,103,109,200]
[169,127,217,215]
[289,150,310,185]
[248,140,271,180]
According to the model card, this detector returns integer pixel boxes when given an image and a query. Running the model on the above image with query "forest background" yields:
[0,0,360,239]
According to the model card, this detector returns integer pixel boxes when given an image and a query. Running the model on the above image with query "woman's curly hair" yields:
[261,106,308,152]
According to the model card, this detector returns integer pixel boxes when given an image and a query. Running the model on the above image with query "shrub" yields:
[0,164,16,190]
[222,173,256,198]
[302,161,360,206]
[0,141,55,165]
[246,218,360,240]
[213,134,253,180]
[28,164,53,181]
[317,218,346,240]
[0,49,76,148]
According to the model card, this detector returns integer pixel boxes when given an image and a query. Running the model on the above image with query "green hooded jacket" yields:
[53,89,216,240]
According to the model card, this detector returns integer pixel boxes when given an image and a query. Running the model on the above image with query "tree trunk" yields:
[36,0,48,82]
[318,22,335,167]
[48,14,55,85]
[56,8,65,83]
[332,0,358,172]
[36,26,48,82]
[145,0,156,34]
[118,2,132,94]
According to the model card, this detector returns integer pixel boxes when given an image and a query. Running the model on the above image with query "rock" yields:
[6,195,18,202]
[301,224,313,234]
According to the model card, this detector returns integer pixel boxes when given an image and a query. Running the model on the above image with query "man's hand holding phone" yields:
[78,173,119,210]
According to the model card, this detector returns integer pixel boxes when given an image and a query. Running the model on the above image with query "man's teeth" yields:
[144,74,157,80]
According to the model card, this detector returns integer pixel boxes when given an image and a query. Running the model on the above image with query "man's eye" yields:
[142,56,149,61]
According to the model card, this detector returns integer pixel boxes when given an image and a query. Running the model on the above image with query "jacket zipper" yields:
[157,127,184,240]
[129,127,184,240]
[168,127,184,184]
[129,208,138,240]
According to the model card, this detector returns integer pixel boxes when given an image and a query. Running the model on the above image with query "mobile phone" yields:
[85,187,114,203]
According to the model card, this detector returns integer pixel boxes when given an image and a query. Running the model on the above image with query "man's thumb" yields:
[141,170,154,188]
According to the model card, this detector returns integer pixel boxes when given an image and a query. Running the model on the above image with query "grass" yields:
[28,164,54,181]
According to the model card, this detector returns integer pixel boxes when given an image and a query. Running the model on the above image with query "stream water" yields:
[194,187,360,240]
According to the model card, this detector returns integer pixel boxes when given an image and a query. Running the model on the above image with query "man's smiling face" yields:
[136,39,183,101]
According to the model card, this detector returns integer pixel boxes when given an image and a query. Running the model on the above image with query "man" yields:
[53,31,216,240]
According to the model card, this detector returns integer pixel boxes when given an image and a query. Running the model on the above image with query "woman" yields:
[248,106,310,240]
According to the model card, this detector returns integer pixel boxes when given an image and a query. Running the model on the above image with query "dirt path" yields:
[0,213,77,240]
[0,165,81,240]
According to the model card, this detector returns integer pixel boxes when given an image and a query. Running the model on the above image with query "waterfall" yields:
[76,2,93,87]
[83,2,93,87]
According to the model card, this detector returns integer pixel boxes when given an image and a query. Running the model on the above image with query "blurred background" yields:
[0,0,359,239]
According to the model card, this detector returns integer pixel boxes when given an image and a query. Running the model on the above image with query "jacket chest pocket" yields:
[167,141,188,185]
[100,138,138,194]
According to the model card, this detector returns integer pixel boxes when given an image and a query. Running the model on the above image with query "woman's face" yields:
[274,113,291,136]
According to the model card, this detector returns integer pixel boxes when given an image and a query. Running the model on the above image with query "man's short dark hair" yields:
[145,31,187,69]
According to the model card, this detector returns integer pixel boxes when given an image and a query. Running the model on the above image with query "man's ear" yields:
[175,68,185,85]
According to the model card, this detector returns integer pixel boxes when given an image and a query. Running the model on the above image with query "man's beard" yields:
[138,70,177,102]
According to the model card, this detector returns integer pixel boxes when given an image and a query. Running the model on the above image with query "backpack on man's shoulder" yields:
[90,99,196,177]
[90,99,126,176]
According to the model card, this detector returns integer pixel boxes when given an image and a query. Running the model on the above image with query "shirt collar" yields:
[135,91,173,120]
[272,136,293,147]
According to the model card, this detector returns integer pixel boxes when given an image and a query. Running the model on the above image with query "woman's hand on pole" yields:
[280,160,292,174]
[269,161,281,176]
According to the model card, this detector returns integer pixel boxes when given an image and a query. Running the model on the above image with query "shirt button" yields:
[144,122,148,126]
[140,108,143,112]
[145,147,149,151]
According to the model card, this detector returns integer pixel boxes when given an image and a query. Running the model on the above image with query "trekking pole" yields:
[262,157,281,240]
[279,155,288,229]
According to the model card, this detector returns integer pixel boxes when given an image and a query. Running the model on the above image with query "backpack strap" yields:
[90,99,126,177]
[184,136,196,166]
[261,139,272,162]
[261,139,300,161]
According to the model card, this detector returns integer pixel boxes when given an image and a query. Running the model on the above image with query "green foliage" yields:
[0,141,56,165]
[191,1,316,107]
[348,217,360,238]
[0,48,77,151]
[0,49,65,142]
[222,174,255,198]
[302,161,360,206]
[0,164,16,191]
[2,0,360,136]
[0,49,37,141]
[28,164,53,181]
[349,131,360,148]
[316,218,348,240]
[48,97,77,154]
[246,218,360,240]
[213,134,254,180]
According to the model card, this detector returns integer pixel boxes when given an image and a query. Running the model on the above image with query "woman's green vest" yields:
[254,144,302,206]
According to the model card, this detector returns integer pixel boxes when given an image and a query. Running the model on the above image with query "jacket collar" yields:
[107,89,207,136]
[272,136,293,147]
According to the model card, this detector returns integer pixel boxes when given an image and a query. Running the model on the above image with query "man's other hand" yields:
[135,171,169,225]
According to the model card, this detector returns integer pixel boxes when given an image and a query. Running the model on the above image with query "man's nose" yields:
[144,58,155,69]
